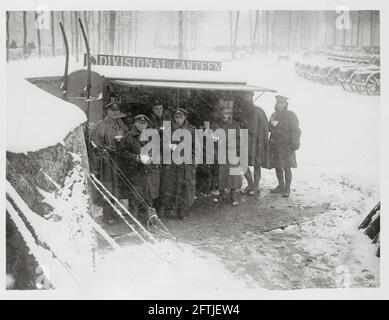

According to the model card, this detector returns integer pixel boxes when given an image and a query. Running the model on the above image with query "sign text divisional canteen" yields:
[85,53,222,72]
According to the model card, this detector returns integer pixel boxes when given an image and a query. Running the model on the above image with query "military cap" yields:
[134,114,150,122]
[151,98,163,108]
[275,95,289,101]
[173,108,189,115]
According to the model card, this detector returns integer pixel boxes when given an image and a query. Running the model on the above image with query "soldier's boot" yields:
[138,206,150,227]
[177,207,189,220]
[282,185,291,198]
[231,189,240,206]
[282,168,292,198]
[162,206,175,219]
[213,190,225,203]
[271,168,285,194]
[253,166,262,195]
[244,169,255,195]
[102,203,116,225]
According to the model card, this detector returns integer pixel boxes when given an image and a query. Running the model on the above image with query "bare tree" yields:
[287,11,293,52]
[127,12,132,53]
[98,11,101,53]
[35,12,42,58]
[75,11,79,62]
[178,11,184,59]
[108,11,116,54]
[271,11,277,52]
[70,11,74,55]
[51,11,56,57]
[6,11,9,62]
[23,11,27,59]
[370,11,374,46]
[232,11,240,59]
[356,11,361,46]
[251,11,260,53]
[134,11,138,52]
[265,11,270,53]
[229,12,233,49]
[83,11,90,41]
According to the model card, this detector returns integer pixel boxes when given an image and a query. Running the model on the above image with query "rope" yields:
[87,174,172,265]
[91,141,151,209]
[90,142,177,241]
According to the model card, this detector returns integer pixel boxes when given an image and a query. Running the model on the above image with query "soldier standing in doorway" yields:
[118,114,160,225]
[160,108,199,220]
[90,102,129,224]
[212,101,243,206]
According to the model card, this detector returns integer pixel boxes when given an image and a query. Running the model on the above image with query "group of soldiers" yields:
[91,92,301,225]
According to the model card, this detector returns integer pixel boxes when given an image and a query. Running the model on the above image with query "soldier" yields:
[160,108,199,220]
[149,99,171,214]
[269,95,301,198]
[240,91,269,196]
[118,114,160,225]
[149,99,171,130]
[212,104,243,206]
[90,102,129,224]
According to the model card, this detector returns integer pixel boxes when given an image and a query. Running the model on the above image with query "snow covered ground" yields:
[6,52,380,293]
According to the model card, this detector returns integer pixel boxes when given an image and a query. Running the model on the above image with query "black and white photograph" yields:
[1,0,387,301]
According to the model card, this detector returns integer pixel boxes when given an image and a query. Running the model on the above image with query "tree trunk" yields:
[75,11,79,62]
[287,11,293,52]
[51,11,56,57]
[6,12,9,62]
[134,12,138,53]
[229,12,233,49]
[333,12,337,47]
[370,11,374,46]
[61,12,66,55]
[23,11,27,59]
[108,11,116,54]
[252,11,259,53]
[232,11,240,59]
[178,11,184,59]
[98,11,101,53]
[249,12,253,49]
[70,11,74,55]
[127,12,132,52]
[35,12,42,59]
[193,15,198,50]
[271,11,277,52]
[83,11,90,44]
[356,11,361,46]
[293,11,301,49]
[265,11,269,53]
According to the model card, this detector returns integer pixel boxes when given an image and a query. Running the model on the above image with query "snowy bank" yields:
[7,71,87,154]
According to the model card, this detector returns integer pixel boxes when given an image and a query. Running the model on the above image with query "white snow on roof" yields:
[7,70,87,154]
[6,55,260,86]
